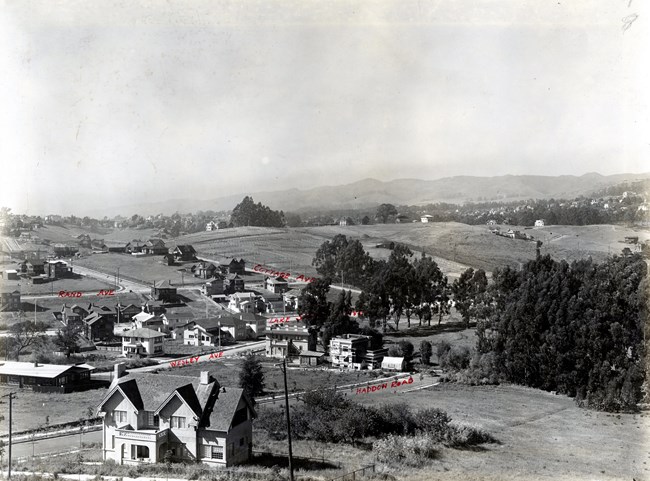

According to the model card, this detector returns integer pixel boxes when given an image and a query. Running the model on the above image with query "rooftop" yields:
[0,361,94,378]
[120,327,166,339]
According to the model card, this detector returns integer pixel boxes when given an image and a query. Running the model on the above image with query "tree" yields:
[398,340,414,361]
[298,277,332,329]
[53,323,81,358]
[9,320,48,360]
[239,353,265,400]
[385,244,415,330]
[230,196,285,228]
[419,340,432,365]
[359,260,392,331]
[361,215,371,225]
[413,253,449,326]
[312,235,348,279]
[451,268,488,328]
[322,290,359,350]
[376,204,398,223]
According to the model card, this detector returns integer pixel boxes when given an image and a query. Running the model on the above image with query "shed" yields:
[381,356,406,372]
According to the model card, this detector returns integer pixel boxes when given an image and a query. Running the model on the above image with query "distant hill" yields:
[91,172,650,216]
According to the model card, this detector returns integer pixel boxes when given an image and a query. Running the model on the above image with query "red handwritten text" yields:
[268,316,303,324]
[252,264,316,283]
[169,356,201,368]
[168,351,225,368]
[97,289,115,296]
[59,291,82,298]
[355,376,413,395]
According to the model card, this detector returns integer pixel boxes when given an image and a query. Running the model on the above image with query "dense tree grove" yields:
[297,279,377,352]
[476,254,647,411]
[229,196,285,227]
[312,236,452,331]
[309,234,647,411]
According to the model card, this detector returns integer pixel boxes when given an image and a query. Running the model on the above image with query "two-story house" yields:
[97,369,255,466]
[120,327,165,357]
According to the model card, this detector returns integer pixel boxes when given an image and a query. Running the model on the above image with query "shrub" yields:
[373,434,439,467]
[375,402,418,436]
[444,422,498,447]
[440,346,471,370]
[415,408,451,440]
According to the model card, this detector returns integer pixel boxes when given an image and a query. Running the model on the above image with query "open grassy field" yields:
[0,385,106,434]
[349,383,649,481]
[75,253,204,286]
[299,223,650,272]
[33,225,163,245]
[172,222,648,277]
[0,275,115,296]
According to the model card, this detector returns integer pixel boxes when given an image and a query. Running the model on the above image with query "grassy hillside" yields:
[172,223,650,276]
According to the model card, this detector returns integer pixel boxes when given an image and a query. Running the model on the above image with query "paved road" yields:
[10,429,103,460]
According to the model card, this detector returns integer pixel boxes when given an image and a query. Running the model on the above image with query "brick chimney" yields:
[114,362,126,380]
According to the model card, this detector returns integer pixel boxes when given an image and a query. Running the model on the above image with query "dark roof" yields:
[190,316,243,330]
[101,372,221,419]
[146,238,166,247]
[174,245,196,254]
[266,276,288,284]
[207,387,254,432]
[84,312,108,325]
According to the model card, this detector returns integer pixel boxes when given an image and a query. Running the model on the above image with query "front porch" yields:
[115,428,169,464]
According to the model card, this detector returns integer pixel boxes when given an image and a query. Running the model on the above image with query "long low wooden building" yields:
[0,361,95,393]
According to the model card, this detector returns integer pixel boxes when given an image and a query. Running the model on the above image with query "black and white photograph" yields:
[0,1,648,479]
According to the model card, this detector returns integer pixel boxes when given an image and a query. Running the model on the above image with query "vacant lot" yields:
[348,383,649,481]
[75,253,204,286]
[0,385,106,434]
[0,274,115,297]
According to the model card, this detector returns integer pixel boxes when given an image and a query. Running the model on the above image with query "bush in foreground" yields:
[373,434,439,467]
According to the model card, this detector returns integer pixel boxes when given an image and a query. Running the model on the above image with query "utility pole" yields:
[2,392,15,479]
[280,359,295,481]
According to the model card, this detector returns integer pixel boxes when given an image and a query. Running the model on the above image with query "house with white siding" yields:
[97,369,255,466]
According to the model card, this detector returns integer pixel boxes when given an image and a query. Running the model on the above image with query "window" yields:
[114,410,127,424]
[202,444,223,460]
[239,437,244,446]
[170,416,186,428]
[145,411,159,428]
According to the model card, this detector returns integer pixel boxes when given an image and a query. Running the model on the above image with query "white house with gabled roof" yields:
[96,369,256,465]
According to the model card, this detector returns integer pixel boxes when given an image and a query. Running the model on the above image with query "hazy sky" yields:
[1,0,648,215]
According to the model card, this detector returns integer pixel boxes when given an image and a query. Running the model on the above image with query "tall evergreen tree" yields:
[239,353,265,401]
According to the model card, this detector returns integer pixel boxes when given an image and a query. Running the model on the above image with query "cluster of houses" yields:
[0,257,74,282]
[264,325,401,371]
[192,259,246,296]
[108,240,198,264]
